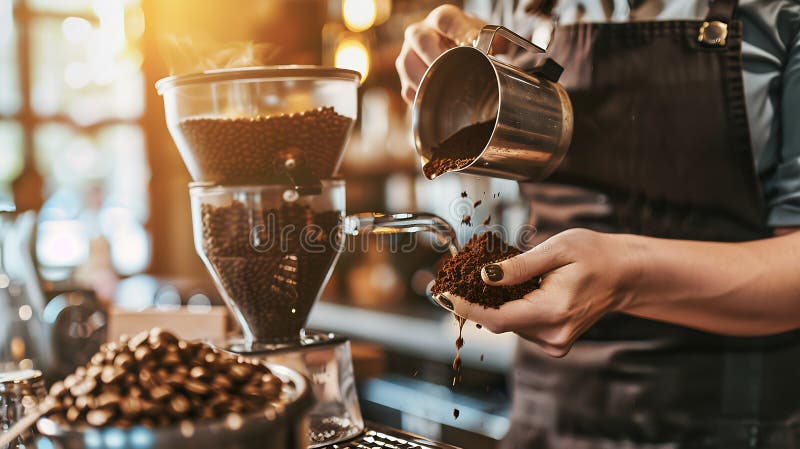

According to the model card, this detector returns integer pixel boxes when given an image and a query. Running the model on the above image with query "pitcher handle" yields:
[475,25,564,83]
[474,25,546,56]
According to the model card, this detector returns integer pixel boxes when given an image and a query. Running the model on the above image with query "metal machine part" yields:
[228,332,363,447]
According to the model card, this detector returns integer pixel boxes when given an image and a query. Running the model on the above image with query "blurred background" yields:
[1,1,529,446]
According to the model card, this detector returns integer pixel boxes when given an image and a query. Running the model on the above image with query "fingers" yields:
[404,22,453,66]
[445,291,549,333]
[395,44,427,104]
[481,240,568,287]
[444,291,576,358]
[395,6,485,105]
[425,4,485,45]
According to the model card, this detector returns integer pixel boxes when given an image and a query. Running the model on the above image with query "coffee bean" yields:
[168,395,191,416]
[162,351,182,367]
[114,353,133,369]
[212,374,233,391]
[75,395,94,411]
[100,366,124,384]
[150,385,172,402]
[63,375,78,390]
[95,392,119,409]
[189,366,208,380]
[86,365,102,379]
[138,369,158,390]
[119,396,142,417]
[133,345,152,363]
[229,364,252,383]
[66,406,81,422]
[86,409,112,426]
[184,379,210,396]
[49,381,67,398]
[128,330,150,351]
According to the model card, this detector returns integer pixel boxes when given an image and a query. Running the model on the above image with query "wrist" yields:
[611,233,648,312]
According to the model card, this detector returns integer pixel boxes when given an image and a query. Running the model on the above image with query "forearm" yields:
[619,231,800,336]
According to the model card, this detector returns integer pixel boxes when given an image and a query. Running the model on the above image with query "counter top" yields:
[308,302,516,373]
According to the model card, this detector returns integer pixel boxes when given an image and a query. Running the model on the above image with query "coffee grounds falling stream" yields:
[423,120,496,179]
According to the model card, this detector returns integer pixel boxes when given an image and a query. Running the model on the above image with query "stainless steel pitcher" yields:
[413,25,573,181]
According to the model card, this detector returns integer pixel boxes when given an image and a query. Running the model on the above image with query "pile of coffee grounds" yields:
[201,201,341,342]
[46,329,288,428]
[423,120,495,179]
[179,107,353,184]
[432,232,538,308]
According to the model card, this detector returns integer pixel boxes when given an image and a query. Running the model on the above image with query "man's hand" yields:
[396,5,485,104]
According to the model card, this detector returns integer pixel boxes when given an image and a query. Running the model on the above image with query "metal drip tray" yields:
[320,425,460,449]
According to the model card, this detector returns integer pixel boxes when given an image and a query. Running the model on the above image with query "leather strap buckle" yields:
[698,21,728,47]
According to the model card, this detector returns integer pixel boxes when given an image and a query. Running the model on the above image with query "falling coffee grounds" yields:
[201,200,341,341]
[433,232,539,308]
[423,120,495,179]
[179,107,353,184]
[452,315,465,387]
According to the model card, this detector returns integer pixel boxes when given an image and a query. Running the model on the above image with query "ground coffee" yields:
[46,329,287,428]
[179,107,353,184]
[432,232,539,308]
[200,201,341,342]
[423,120,495,179]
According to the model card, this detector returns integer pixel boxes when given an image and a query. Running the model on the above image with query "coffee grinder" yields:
[156,66,459,448]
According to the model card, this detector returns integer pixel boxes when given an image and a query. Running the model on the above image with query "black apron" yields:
[505,0,800,447]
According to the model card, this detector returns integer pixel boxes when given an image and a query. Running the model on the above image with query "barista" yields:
[397,1,800,448]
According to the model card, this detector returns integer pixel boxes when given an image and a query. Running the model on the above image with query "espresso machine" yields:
[156,66,460,449]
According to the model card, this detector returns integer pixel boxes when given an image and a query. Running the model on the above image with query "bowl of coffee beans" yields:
[156,66,360,184]
[35,329,314,449]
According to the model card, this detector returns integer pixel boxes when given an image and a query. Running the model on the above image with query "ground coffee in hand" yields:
[432,232,538,308]
[179,107,353,184]
[423,120,495,179]
[201,201,341,342]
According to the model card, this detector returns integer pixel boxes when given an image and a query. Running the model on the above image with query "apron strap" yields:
[706,0,739,22]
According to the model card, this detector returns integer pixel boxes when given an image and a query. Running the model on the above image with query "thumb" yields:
[481,240,565,286]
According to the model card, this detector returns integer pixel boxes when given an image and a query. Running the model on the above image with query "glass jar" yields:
[0,370,46,449]
[0,204,48,375]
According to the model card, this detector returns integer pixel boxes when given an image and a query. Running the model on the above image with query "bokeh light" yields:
[61,16,92,44]
[342,0,377,32]
[335,37,370,83]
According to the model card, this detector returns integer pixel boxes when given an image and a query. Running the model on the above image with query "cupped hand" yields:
[444,229,642,357]
[395,5,486,104]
